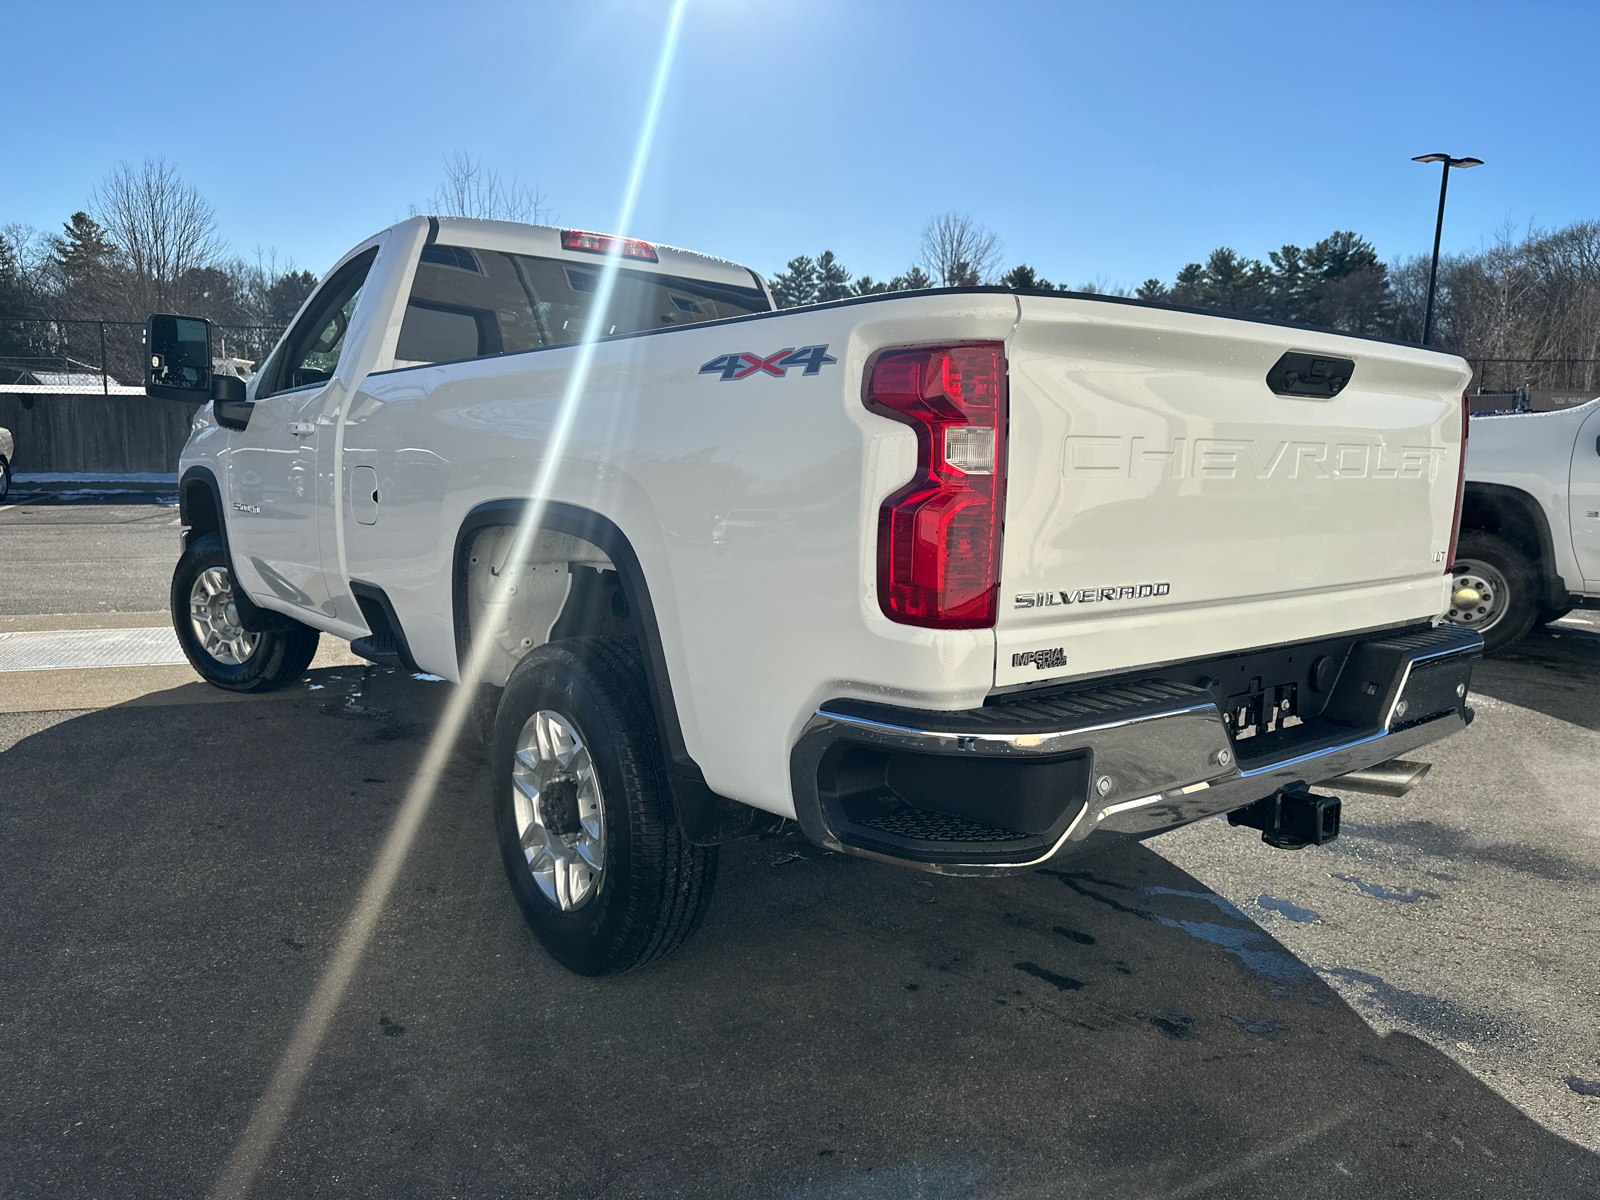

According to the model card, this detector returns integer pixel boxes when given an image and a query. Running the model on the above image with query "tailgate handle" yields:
[1266,351,1354,398]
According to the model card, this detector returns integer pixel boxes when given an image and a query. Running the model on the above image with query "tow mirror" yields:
[145,314,213,401]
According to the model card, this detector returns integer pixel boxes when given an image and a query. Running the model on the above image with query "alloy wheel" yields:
[512,709,607,911]
[189,566,261,665]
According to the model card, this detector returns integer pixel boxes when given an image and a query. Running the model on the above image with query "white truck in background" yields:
[146,216,1481,976]
[1448,398,1600,652]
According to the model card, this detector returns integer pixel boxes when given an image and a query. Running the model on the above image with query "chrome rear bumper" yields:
[789,622,1481,876]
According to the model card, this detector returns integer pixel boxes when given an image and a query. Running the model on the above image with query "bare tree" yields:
[424,152,548,223]
[91,158,224,315]
[918,212,1002,286]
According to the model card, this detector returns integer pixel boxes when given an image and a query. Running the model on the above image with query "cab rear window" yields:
[393,245,768,367]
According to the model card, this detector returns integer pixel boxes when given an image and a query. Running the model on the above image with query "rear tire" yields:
[1447,530,1538,655]
[492,636,717,976]
[171,533,320,692]
[0,457,10,501]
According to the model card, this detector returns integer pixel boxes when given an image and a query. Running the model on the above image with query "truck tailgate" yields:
[996,296,1472,687]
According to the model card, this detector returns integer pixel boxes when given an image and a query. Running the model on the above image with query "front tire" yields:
[492,637,717,976]
[0,457,10,501]
[171,533,320,691]
[1447,530,1539,655]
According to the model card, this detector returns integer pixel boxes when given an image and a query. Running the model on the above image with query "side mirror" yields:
[145,314,213,401]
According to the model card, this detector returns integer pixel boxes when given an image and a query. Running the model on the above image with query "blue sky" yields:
[4,0,1596,288]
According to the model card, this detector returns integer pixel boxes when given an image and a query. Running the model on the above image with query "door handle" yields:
[288,421,315,436]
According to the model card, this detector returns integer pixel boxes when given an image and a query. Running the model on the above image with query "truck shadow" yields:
[1470,617,1600,730]
[0,668,1595,1200]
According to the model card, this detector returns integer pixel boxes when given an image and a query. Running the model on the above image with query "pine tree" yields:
[265,270,318,326]
[769,255,819,308]
[53,211,117,285]
[814,250,852,302]
[1000,264,1057,291]
[50,211,123,318]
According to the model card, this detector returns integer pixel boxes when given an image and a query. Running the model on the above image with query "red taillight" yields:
[866,342,1007,628]
[560,229,658,262]
[1446,392,1470,570]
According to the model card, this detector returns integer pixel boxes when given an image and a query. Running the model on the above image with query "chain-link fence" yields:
[0,318,285,395]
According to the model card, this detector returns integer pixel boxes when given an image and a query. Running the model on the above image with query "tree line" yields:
[769,214,1600,392]
[6,165,1596,394]
[1,158,320,382]
[0,152,544,385]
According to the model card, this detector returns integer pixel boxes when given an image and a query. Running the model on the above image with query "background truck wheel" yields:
[171,533,320,692]
[1536,602,1575,627]
[1447,530,1538,655]
[491,636,717,976]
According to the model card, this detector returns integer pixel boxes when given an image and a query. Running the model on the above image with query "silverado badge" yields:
[1016,582,1171,609]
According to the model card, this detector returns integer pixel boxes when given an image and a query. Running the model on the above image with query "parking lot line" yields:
[0,638,368,713]
[0,611,170,633]
[0,627,187,672]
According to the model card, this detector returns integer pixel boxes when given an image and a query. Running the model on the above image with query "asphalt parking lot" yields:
[2,492,1598,1199]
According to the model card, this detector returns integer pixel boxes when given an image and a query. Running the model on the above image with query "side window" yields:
[391,243,770,368]
[265,248,378,396]
[394,244,541,367]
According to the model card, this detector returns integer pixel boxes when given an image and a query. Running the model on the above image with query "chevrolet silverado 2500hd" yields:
[1448,397,1600,652]
[147,216,1481,975]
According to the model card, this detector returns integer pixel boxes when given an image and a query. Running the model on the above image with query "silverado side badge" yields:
[700,344,836,381]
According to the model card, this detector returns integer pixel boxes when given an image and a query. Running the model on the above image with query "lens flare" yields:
[208,2,691,1195]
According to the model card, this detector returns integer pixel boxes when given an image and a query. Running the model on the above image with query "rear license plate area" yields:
[1223,680,1301,742]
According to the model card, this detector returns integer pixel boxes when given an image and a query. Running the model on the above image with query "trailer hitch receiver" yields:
[1227,789,1341,850]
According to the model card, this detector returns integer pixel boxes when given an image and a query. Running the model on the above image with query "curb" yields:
[10,474,179,496]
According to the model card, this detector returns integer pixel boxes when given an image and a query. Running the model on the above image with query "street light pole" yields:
[1412,153,1483,346]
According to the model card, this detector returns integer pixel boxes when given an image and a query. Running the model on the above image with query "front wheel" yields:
[492,637,717,976]
[1446,530,1538,655]
[171,533,320,691]
[0,457,10,501]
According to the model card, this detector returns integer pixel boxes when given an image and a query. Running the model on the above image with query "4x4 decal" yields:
[699,344,836,381]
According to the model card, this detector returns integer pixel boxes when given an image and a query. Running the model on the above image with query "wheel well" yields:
[1460,484,1560,607]
[462,525,636,689]
[452,500,783,846]
[180,474,222,544]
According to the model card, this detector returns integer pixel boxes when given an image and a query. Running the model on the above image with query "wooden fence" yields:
[0,391,203,474]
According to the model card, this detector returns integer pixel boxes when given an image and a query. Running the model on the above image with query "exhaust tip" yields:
[1323,758,1432,798]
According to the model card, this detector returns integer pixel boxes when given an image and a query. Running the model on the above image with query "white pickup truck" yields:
[1449,398,1600,652]
[147,216,1482,975]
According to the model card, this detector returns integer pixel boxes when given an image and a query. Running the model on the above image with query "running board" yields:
[350,634,404,668]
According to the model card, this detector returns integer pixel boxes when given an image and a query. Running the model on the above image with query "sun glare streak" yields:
[207,3,691,1196]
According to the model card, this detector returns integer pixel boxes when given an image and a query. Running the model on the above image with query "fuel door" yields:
[351,465,379,526]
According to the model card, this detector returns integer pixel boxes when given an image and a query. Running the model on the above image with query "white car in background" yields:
[1453,397,1600,652]
[0,425,12,500]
